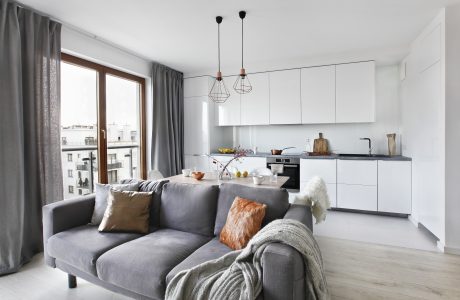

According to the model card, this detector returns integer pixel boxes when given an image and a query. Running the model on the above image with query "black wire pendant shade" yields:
[209,16,231,103]
[233,11,252,94]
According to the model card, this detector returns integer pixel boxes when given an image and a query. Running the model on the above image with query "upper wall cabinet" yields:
[215,76,241,126]
[269,69,301,124]
[241,73,270,125]
[336,61,376,123]
[301,66,336,124]
[184,76,211,98]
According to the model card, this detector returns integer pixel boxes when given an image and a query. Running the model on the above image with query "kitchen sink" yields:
[338,153,391,158]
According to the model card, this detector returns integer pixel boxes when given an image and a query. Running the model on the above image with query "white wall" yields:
[233,65,401,155]
[445,4,460,253]
[400,10,446,245]
[61,26,154,172]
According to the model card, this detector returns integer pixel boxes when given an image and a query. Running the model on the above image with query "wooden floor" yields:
[317,236,460,300]
[1,237,459,299]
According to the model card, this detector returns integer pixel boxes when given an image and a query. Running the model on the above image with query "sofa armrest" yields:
[283,204,313,232]
[42,195,95,267]
[262,243,306,300]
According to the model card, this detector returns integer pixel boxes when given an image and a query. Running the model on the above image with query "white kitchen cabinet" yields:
[299,181,337,208]
[269,69,301,124]
[337,159,377,211]
[301,66,336,124]
[378,161,412,214]
[300,159,336,183]
[337,160,377,186]
[337,184,377,211]
[241,73,270,125]
[209,156,266,175]
[184,76,211,98]
[300,159,337,207]
[336,61,375,123]
[236,157,266,173]
[215,76,241,126]
[184,155,211,172]
[184,97,210,155]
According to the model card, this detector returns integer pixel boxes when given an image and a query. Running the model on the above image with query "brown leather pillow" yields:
[219,197,267,250]
[98,189,152,234]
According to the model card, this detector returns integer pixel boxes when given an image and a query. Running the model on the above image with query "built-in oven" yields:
[266,157,300,192]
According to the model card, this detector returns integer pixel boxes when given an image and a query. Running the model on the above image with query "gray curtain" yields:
[151,63,184,177]
[0,0,63,275]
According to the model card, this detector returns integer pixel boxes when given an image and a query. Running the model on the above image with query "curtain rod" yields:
[13,0,152,63]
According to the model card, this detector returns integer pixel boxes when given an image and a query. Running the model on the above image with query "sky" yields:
[61,62,139,129]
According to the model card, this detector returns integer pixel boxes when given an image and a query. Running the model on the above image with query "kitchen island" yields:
[167,174,289,189]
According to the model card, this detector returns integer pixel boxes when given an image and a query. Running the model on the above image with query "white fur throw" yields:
[294,176,330,224]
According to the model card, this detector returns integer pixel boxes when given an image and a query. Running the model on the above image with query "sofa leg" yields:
[68,274,77,288]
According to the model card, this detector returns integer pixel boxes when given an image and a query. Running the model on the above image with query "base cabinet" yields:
[300,181,337,208]
[337,184,377,211]
[378,161,412,214]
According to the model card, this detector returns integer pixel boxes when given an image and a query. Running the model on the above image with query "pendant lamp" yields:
[233,11,252,94]
[209,16,231,103]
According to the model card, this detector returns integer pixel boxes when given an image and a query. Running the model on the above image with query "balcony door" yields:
[60,53,146,199]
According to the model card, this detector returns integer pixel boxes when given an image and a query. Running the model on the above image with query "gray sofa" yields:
[43,180,313,300]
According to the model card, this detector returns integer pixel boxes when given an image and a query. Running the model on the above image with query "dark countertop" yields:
[210,152,412,161]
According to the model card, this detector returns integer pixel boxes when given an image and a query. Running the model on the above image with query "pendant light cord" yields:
[241,17,244,69]
[218,22,221,73]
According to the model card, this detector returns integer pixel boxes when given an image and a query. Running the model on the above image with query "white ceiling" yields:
[19,0,460,74]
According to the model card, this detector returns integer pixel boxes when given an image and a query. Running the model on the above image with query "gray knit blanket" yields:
[165,219,329,300]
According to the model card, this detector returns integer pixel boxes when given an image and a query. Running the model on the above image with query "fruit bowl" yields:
[191,172,205,181]
[218,147,235,154]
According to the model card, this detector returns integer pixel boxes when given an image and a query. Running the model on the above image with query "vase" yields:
[218,168,233,181]
[387,133,396,156]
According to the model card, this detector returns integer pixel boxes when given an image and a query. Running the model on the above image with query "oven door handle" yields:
[283,165,299,168]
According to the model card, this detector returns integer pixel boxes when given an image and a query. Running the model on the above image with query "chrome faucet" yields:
[360,138,372,155]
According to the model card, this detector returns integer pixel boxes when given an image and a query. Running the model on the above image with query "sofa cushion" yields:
[47,225,142,276]
[96,228,211,299]
[166,237,232,285]
[91,182,139,225]
[214,184,290,236]
[98,190,153,234]
[160,183,219,236]
[120,179,169,229]
[220,197,267,250]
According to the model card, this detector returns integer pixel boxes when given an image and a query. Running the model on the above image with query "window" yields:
[108,170,118,184]
[68,186,74,194]
[108,154,117,163]
[68,170,73,178]
[60,54,146,199]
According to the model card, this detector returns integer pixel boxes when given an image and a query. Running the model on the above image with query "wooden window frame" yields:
[61,53,147,182]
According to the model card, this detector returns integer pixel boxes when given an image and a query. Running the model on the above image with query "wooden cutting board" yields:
[313,133,329,154]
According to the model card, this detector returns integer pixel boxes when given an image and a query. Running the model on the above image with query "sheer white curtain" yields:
[0,0,62,275]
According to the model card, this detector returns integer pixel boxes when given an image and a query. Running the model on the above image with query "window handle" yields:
[101,129,106,139]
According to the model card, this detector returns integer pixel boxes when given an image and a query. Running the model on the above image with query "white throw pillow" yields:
[90,182,139,225]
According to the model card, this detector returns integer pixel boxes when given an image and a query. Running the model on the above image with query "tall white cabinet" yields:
[184,76,232,171]
[269,69,301,124]
[301,66,336,124]
[336,61,376,123]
